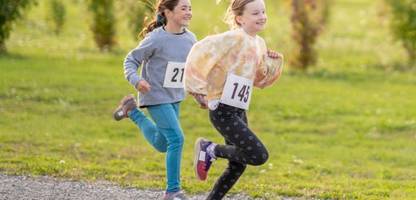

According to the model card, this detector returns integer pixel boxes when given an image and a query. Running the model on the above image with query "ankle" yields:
[207,143,217,159]
[127,107,139,117]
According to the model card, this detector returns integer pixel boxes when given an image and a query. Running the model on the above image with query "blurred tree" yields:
[117,0,155,40]
[0,0,34,53]
[290,0,330,70]
[88,0,116,51]
[48,0,66,35]
[385,0,416,66]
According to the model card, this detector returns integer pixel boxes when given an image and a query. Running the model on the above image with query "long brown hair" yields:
[224,0,256,29]
[140,0,181,37]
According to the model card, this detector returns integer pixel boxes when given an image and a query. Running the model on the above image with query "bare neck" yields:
[164,22,185,34]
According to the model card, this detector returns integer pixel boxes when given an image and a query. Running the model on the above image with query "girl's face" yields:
[165,0,192,27]
[236,0,267,35]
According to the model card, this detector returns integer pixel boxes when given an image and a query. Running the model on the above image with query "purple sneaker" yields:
[194,137,214,181]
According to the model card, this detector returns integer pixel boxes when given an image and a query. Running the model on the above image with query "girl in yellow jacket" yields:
[184,0,283,199]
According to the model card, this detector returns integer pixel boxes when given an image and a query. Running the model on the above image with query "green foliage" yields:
[290,0,330,70]
[117,0,155,40]
[88,0,116,51]
[1,51,416,199]
[1,0,416,199]
[0,0,34,53]
[385,0,416,65]
[47,0,66,35]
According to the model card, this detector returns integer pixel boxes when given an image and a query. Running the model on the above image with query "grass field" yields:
[1,0,416,199]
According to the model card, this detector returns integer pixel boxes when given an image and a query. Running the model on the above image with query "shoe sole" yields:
[193,137,206,181]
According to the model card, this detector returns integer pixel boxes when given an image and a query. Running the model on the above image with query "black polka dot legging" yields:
[207,103,269,200]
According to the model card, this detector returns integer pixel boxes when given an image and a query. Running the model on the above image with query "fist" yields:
[136,80,151,93]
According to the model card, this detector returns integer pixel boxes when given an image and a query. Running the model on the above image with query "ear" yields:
[235,15,244,26]
[164,9,173,18]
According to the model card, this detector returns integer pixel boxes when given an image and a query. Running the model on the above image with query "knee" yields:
[142,125,158,136]
[250,149,269,166]
[168,130,184,147]
[155,145,167,153]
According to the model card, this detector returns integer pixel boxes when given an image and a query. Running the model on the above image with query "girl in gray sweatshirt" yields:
[112,0,196,199]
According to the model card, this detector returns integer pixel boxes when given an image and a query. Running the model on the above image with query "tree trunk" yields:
[408,50,415,66]
[404,44,416,67]
[0,40,6,54]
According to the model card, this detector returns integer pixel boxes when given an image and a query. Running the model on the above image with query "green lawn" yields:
[1,0,415,199]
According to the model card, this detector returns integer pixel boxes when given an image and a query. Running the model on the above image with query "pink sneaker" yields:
[194,138,215,181]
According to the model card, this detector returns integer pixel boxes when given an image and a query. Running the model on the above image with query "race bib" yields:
[220,73,253,110]
[163,62,185,88]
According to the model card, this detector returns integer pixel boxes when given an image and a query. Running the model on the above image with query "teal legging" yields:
[128,103,184,193]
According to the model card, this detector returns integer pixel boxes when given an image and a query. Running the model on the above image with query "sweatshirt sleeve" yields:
[184,32,240,95]
[254,37,284,88]
[253,37,269,87]
[123,34,157,88]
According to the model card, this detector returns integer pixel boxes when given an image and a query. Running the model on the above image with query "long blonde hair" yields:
[224,0,256,29]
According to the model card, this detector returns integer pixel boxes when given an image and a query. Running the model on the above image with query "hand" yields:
[267,49,283,59]
[135,80,151,94]
[190,92,208,109]
[254,73,267,89]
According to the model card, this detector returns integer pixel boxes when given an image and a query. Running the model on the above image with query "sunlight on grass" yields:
[0,0,415,199]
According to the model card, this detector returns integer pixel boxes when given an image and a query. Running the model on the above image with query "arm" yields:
[260,50,284,88]
[189,92,208,109]
[254,48,284,89]
[185,34,236,94]
[184,39,218,109]
[184,33,239,108]
[124,35,156,92]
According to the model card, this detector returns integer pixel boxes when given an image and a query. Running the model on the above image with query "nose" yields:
[260,14,267,23]
[261,13,267,20]
[186,12,192,19]
[183,8,191,15]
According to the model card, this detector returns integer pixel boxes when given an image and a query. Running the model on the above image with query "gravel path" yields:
[0,174,274,200]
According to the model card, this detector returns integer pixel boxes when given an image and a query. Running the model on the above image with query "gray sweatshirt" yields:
[124,27,197,107]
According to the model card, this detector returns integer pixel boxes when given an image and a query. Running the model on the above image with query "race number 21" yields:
[163,62,185,88]
[171,68,184,83]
